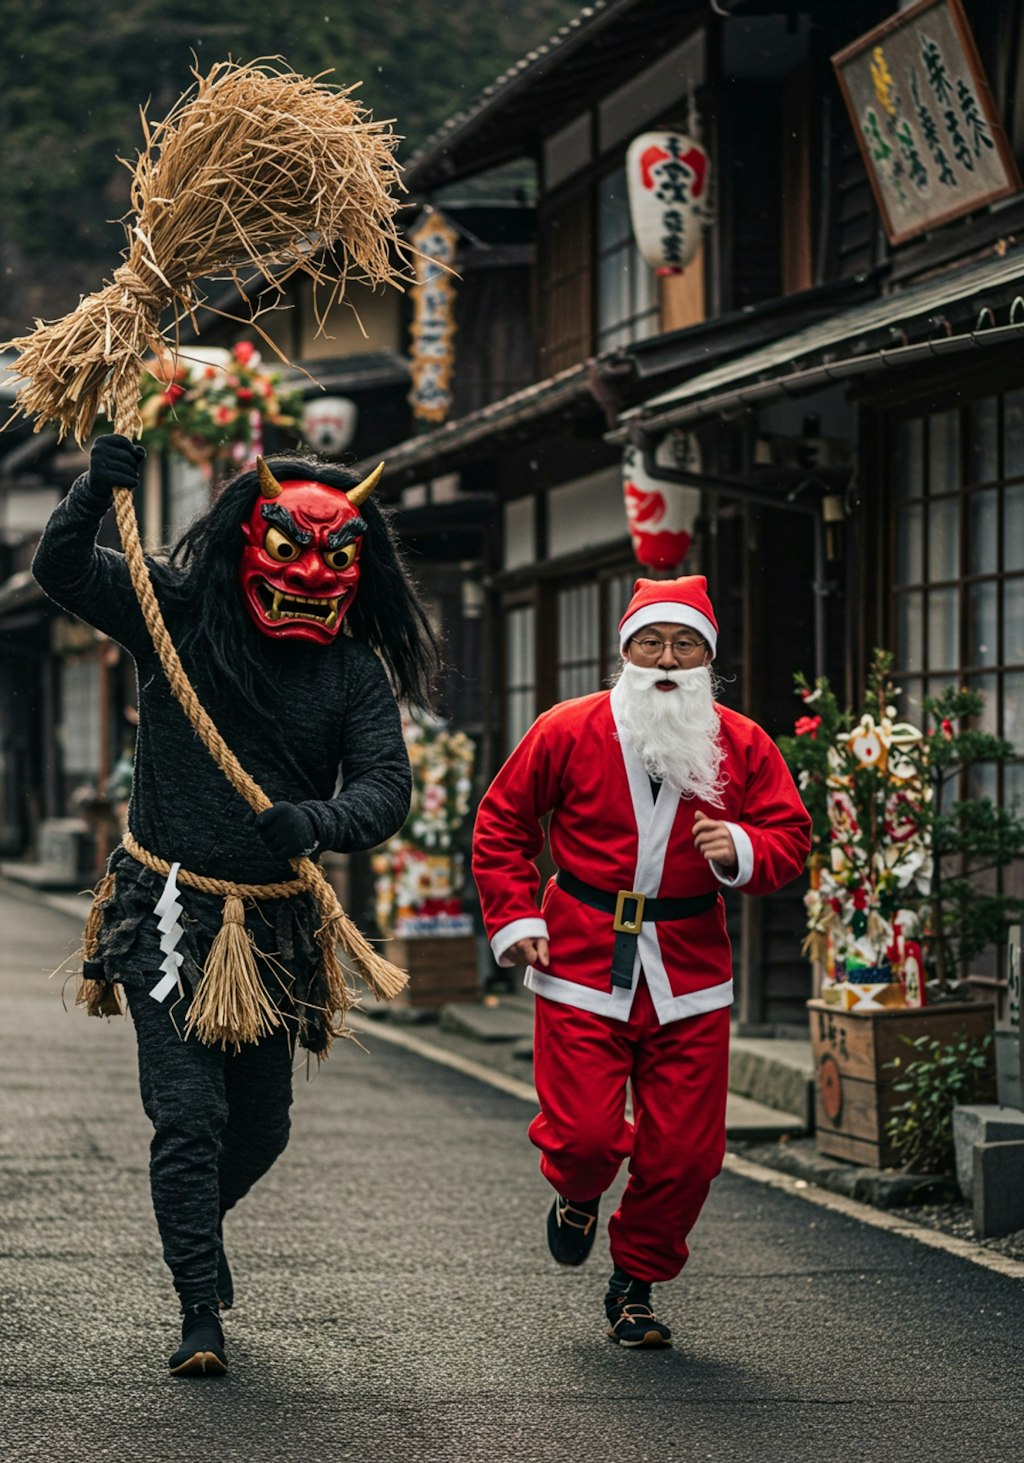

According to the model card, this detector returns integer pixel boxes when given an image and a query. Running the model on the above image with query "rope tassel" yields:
[185,895,282,1050]
[305,862,408,1005]
[77,871,123,1017]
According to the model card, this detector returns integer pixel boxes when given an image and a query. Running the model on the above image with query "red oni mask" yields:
[238,458,383,644]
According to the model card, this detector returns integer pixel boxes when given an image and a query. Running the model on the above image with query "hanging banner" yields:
[407,208,460,424]
[832,0,1021,245]
[625,131,711,273]
[622,443,701,571]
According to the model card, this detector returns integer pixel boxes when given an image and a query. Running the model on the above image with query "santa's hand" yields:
[504,935,550,968]
[256,801,320,860]
[86,434,146,507]
[693,812,737,872]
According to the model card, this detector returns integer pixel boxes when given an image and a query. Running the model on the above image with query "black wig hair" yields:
[165,456,441,715]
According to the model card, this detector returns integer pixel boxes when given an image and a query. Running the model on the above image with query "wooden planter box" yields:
[387,934,480,1010]
[808,998,995,1168]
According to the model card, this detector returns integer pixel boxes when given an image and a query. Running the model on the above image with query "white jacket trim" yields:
[525,968,734,1024]
[491,916,549,967]
[713,822,754,887]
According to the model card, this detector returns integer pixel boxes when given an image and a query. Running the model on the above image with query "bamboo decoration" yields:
[2,59,413,1053]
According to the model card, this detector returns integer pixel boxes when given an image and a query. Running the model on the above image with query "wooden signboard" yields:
[832,0,1020,245]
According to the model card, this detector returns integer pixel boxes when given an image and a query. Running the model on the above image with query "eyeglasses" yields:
[629,635,707,662]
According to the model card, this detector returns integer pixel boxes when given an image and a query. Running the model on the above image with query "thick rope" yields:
[122,829,305,900]
[110,487,409,1039]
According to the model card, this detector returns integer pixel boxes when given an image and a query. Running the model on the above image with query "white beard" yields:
[613,662,726,807]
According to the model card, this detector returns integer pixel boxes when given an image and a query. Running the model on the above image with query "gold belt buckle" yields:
[613,889,646,934]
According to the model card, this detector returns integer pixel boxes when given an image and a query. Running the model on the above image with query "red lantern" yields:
[622,445,700,570]
[626,131,711,273]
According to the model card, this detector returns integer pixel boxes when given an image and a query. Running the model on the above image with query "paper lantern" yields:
[622,444,700,570]
[626,131,711,273]
[302,396,358,453]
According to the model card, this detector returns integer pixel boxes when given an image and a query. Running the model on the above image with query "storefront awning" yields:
[615,246,1024,440]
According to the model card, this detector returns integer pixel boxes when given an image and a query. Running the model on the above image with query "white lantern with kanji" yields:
[302,396,358,453]
[626,131,711,273]
[622,444,700,571]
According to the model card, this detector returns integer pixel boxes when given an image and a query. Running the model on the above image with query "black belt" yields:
[555,870,719,990]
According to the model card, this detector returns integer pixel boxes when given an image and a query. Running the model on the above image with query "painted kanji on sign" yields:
[833,0,1020,245]
[408,209,459,424]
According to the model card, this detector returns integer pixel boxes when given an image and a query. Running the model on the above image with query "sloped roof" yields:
[402,0,700,194]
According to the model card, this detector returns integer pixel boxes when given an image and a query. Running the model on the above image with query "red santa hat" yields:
[618,575,718,655]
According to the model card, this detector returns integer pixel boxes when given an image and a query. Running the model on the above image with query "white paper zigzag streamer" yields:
[150,861,185,1003]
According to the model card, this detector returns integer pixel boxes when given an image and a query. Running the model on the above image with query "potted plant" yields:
[779,650,1021,1166]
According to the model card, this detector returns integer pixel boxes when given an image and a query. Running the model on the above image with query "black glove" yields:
[255,801,320,861]
[86,434,147,507]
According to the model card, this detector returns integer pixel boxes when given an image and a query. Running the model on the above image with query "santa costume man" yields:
[472,575,810,1347]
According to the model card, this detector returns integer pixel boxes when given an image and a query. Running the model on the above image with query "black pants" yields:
[126,984,294,1311]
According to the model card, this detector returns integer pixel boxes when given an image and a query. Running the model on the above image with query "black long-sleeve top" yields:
[33,473,412,886]
[33,474,412,1038]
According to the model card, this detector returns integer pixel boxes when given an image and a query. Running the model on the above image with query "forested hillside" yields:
[0,0,579,332]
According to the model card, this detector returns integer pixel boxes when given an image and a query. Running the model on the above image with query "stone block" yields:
[972,1139,1024,1239]
[952,1104,1024,1199]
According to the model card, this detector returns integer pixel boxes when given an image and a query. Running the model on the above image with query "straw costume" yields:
[8,60,436,1377]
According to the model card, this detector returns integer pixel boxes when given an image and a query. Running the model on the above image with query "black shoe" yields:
[169,1303,228,1376]
[604,1269,672,1348]
[547,1194,601,1266]
[216,1221,233,1311]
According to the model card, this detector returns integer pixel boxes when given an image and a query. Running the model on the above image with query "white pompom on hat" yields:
[618,575,718,655]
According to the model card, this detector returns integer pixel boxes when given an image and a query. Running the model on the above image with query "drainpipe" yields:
[636,439,833,681]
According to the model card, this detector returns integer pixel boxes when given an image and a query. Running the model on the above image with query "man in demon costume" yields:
[33,433,437,1376]
[473,576,810,1348]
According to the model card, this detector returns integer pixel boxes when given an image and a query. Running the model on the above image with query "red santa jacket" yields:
[472,683,811,1025]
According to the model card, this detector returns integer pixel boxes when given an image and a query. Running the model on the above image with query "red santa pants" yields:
[529,976,730,1283]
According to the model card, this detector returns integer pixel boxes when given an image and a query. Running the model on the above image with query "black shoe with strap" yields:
[604,1268,672,1348]
[547,1194,601,1266]
[169,1303,228,1376]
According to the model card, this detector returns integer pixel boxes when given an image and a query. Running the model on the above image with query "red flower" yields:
[236,387,254,404]
[233,341,257,365]
[851,887,868,910]
[162,383,185,404]
[794,715,822,738]
[940,719,954,740]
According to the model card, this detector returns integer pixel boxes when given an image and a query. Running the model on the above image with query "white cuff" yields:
[712,822,754,888]
[490,916,549,967]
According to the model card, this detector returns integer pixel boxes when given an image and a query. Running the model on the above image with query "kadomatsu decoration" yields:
[373,713,476,938]
[1,60,413,1054]
[139,342,304,471]
[779,650,1024,1011]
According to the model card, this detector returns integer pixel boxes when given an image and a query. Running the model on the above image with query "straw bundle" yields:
[2,58,409,442]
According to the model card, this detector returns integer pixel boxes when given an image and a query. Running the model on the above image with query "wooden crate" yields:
[387,934,480,1009]
[808,999,994,1168]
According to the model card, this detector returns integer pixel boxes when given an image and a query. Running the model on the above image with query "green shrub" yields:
[885,1031,995,1175]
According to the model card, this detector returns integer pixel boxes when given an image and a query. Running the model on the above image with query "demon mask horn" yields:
[347,461,385,505]
[256,456,283,498]
[254,457,385,504]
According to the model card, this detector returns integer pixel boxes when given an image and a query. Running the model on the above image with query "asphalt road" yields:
[1,885,1023,1463]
